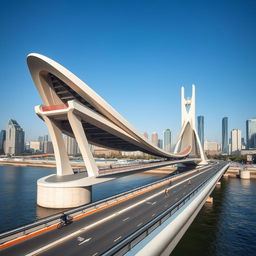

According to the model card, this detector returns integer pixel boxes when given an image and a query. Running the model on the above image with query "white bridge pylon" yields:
[174,85,207,164]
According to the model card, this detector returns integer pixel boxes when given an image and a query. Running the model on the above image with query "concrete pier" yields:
[240,170,250,179]
[37,173,113,208]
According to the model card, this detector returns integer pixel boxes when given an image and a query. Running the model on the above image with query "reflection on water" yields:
[0,165,54,232]
[0,165,169,232]
[172,178,256,256]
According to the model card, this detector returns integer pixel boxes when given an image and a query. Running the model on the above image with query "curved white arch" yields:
[27,53,191,176]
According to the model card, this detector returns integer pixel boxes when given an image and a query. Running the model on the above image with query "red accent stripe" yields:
[176,145,191,155]
[42,104,68,112]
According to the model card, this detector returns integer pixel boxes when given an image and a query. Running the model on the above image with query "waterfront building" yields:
[63,135,79,155]
[222,117,228,154]
[5,119,25,155]
[0,130,6,154]
[121,151,144,157]
[204,139,220,155]
[93,145,120,157]
[231,129,241,155]
[158,139,163,149]
[29,141,41,152]
[246,118,256,149]
[197,116,204,149]
[38,135,49,152]
[151,132,158,146]
[43,141,54,154]
[163,129,172,152]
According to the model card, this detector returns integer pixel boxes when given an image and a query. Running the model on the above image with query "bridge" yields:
[0,54,228,255]
[0,161,229,255]
[25,53,207,209]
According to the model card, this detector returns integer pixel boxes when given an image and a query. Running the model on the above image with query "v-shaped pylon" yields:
[174,85,207,164]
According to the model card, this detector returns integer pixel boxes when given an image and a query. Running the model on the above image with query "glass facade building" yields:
[164,129,172,152]
[0,130,6,154]
[5,119,25,155]
[222,117,228,154]
[246,119,256,149]
[197,116,204,148]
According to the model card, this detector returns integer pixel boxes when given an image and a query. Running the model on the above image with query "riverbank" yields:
[0,159,114,169]
[224,166,256,179]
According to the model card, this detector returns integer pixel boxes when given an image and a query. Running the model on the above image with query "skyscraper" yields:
[64,135,79,155]
[5,119,25,155]
[231,129,241,155]
[0,130,6,154]
[197,116,204,149]
[246,118,256,149]
[158,139,163,149]
[222,117,228,154]
[151,132,158,147]
[164,129,171,152]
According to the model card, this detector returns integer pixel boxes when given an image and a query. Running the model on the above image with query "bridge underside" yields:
[28,53,193,178]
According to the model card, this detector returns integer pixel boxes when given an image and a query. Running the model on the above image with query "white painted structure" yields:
[27,53,204,208]
[174,85,207,164]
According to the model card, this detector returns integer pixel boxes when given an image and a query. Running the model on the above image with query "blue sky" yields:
[0,0,255,144]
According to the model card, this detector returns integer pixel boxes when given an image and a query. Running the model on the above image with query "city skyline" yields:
[0,1,255,143]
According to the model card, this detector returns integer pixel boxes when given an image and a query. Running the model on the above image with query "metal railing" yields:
[0,162,223,245]
[102,163,229,256]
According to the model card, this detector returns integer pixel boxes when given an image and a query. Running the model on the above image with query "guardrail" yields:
[102,162,229,256]
[0,161,220,246]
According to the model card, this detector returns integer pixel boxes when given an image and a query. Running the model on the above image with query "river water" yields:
[0,165,170,233]
[172,177,256,256]
[0,165,255,255]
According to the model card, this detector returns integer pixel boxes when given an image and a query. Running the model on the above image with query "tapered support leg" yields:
[41,115,73,176]
[67,111,99,177]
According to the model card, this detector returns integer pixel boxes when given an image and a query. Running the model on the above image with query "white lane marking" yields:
[152,201,156,205]
[92,253,98,256]
[137,223,143,227]
[25,169,211,256]
[114,236,122,242]
[78,237,91,245]
[122,217,130,222]
[152,213,155,217]
[146,201,152,205]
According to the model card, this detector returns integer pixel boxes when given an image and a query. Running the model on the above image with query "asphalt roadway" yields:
[0,162,225,256]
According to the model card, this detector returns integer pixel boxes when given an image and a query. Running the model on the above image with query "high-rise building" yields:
[38,135,49,152]
[246,118,256,149]
[43,141,54,154]
[222,117,228,154]
[151,132,158,147]
[158,139,163,149]
[0,130,6,154]
[5,119,25,155]
[163,129,171,152]
[231,129,241,155]
[63,135,79,155]
[197,116,204,149]
[44,135,49,142]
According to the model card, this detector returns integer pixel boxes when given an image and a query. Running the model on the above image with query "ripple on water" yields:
[172,178,256,256]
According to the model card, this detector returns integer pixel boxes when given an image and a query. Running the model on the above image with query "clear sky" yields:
[0,0,255,144]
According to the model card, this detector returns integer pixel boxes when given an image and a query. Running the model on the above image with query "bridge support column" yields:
[40,115,73,176]
[67,110,99,177]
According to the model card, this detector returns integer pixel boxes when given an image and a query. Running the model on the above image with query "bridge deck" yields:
[0,163,224,256]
